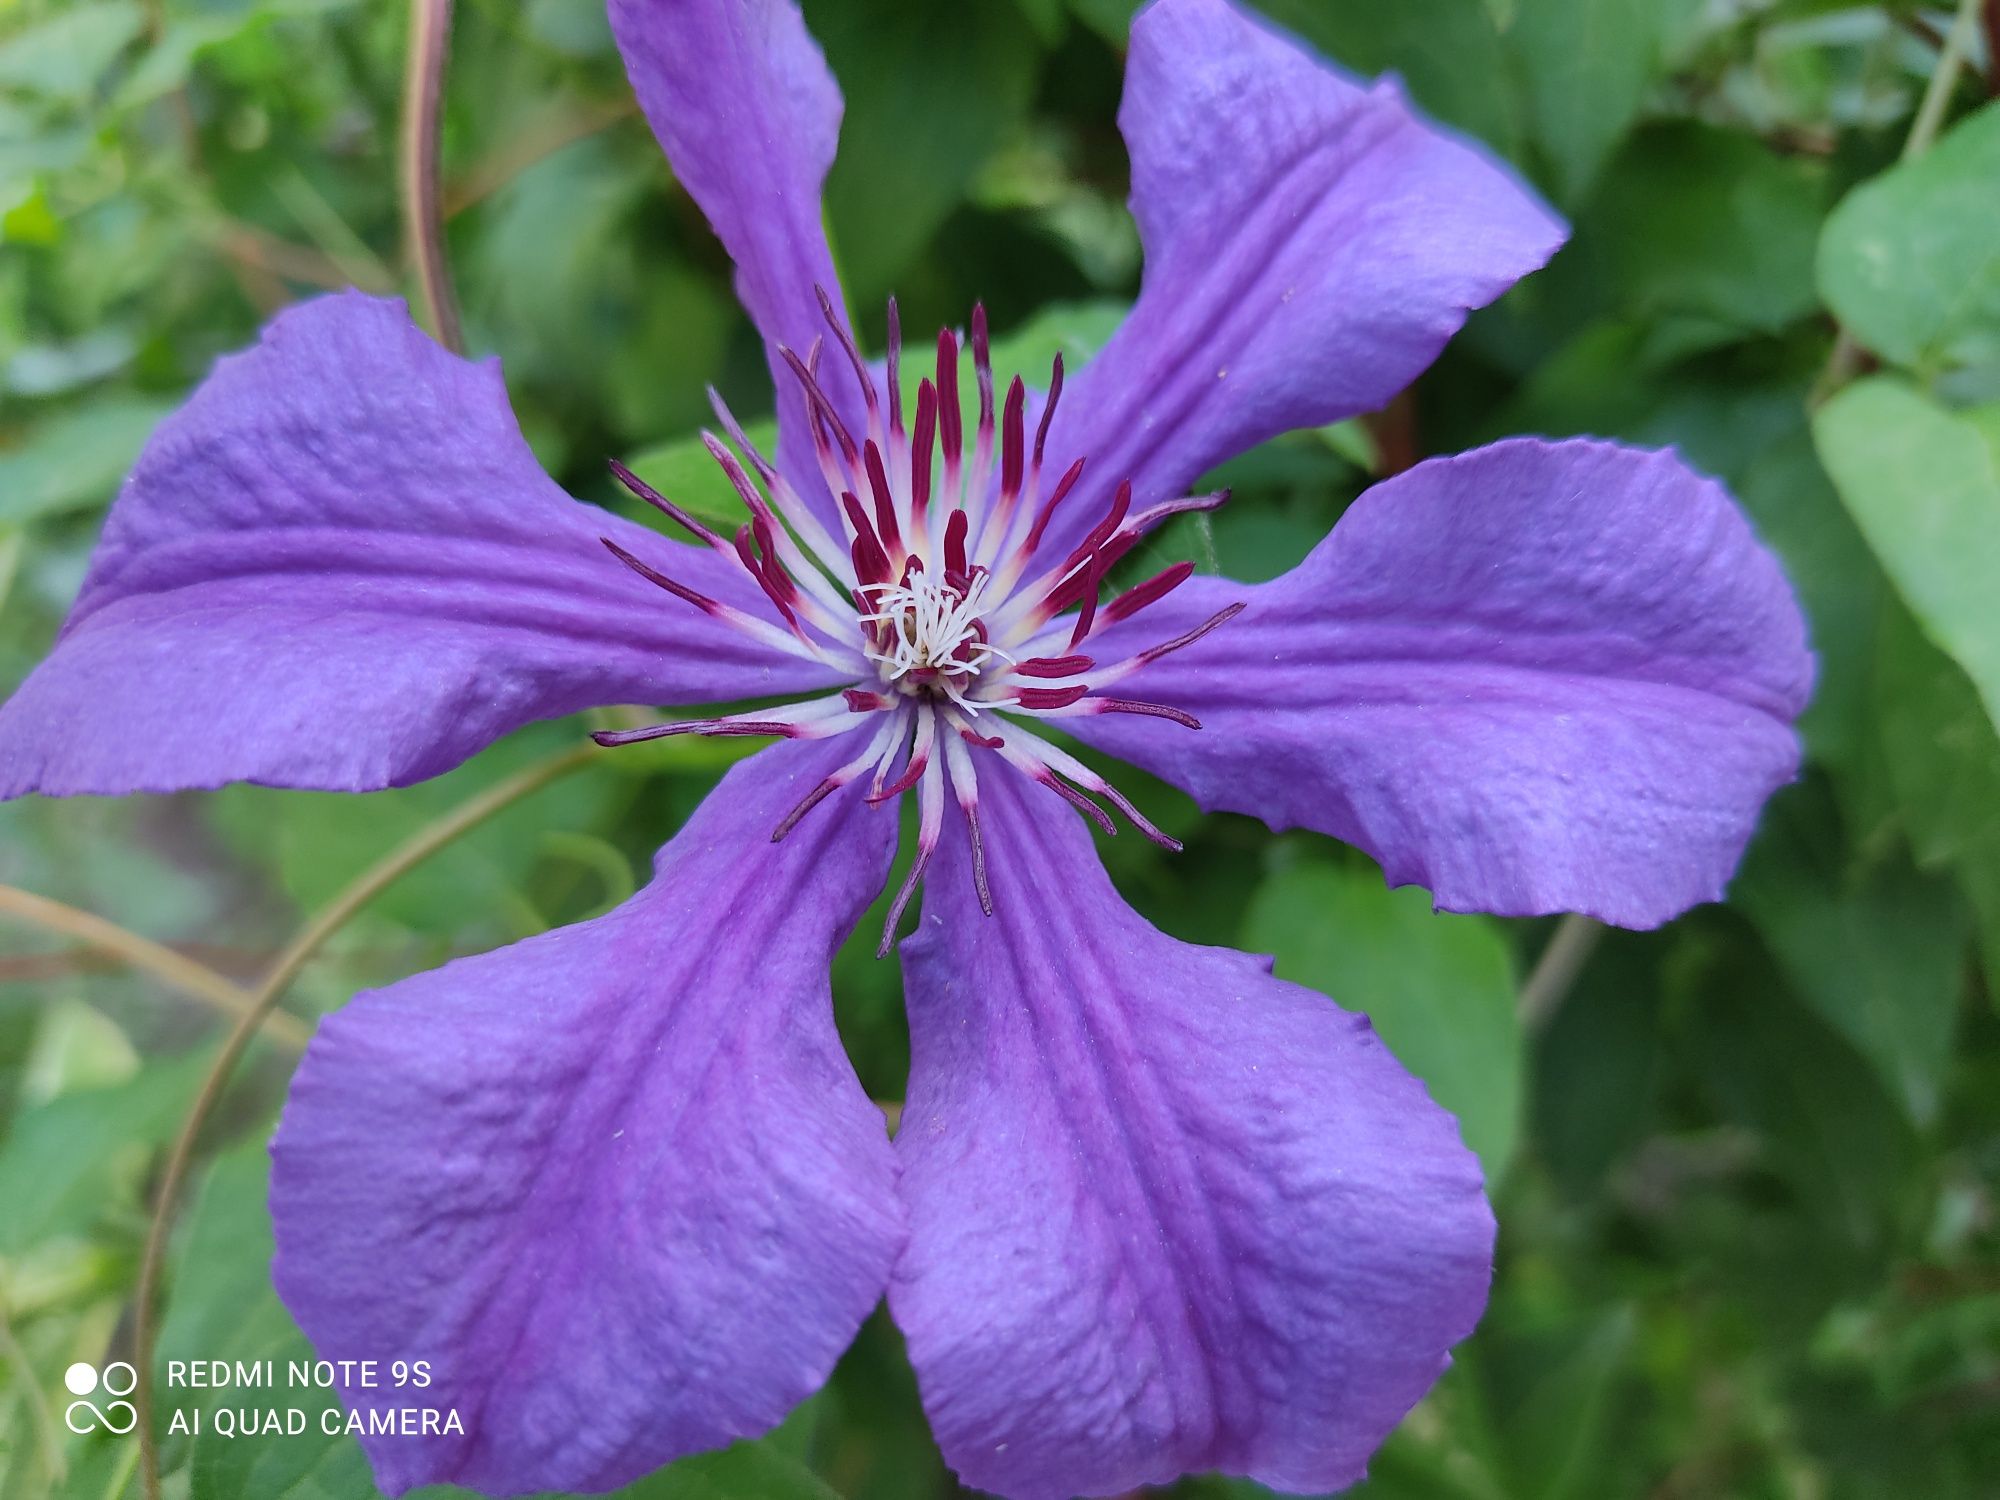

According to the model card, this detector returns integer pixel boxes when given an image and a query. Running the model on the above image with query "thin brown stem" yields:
[0,1296,66,1486]
[1985,0,1999,96]
[133,742,597,1499]
[0,885,309,1052]
[1518,914,1603,1031]
[400,0,464,353]
[446,97,638,218]
[1905,0,1984,161]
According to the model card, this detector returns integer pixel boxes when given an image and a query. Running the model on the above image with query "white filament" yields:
[859,568,1013,702]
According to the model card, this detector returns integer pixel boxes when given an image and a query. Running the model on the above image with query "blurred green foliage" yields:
[3,0,1999,1497]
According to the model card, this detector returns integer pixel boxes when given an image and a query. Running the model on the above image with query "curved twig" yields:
[400,0,464,352]
[0,886,309,1052]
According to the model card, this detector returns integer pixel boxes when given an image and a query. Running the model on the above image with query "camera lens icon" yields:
[63,1361,138,1435]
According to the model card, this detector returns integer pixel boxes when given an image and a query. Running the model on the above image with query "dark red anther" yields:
[608,459,726,547]
[593,717,796,747]
[864,440,901,556]
[1015,684,1090,710]
[1092,697,1201,730]
[1059,480,1132,577]
[885,297,904,436]
[964,801,993,915]
[912,381,937,514]
[600,538,719,615]
[1038,772,1117,835]
[936,329,962,468]
[944,509,970,579]
[699,435,781,530]
[1000,377,1026,498]
[971,303,994,444]
[732,525,798,630]
[773,774,843,842]
[781,343,860,470]
[1134,601,1246,666]
[1068,560,1102,649]
[871,746,931,803]
[845,491,892,584]
[1012,654,1094,678]
[1022,457,1086,554]
[844,689,891,712]
[959,726,1005,749]
[1105,561,1195,625]
[1033,353,1064,470]
[815,283,877,418]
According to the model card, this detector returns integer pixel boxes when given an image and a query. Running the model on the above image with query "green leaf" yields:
[0,395,173,527]
[985,298,1127,377]
[0,1,145,104]
[0,1049,209,1254]
[1732,431,1884,774]
[1874,601,2000,1003]
[819,0,1043,305]
[1686,937,1919,1248]
[157,1145,293,1388]
[623,418,780,531]
[1817,100,2000,377]
[1256,0,1522,153]
[1509,0,1664,201]
[1814,376,2000,733]
[1242,858,1521,1178]
[1585,123,1827,335]
[1490,1306,1638,1500]
[1733,779,1967,1125]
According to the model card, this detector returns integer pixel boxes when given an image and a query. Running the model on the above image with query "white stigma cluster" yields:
[859,569,1011,704]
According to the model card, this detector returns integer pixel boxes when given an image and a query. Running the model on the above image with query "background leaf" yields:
[1817,100,2000,378]
[1243,857,1522,1180]
[1814,376,2000,733]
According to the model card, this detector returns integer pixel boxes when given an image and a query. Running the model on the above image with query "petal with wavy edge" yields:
[1068,439,1813,927]
[608,0,864,521]
[890,761,1491,1498]
[0,293,829,800]
[269,735,900,1496]
[1038,0,1564,557]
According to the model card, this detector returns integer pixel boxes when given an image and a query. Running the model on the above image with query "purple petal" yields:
[269,736,900,1497]
[1038,0,1564,557]
[608,0,861,520]
[890,763,1491,1498]
[0,293,829,800]
[1071,438,1814,928]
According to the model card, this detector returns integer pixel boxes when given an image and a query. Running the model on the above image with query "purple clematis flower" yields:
[0,0,1812,1495]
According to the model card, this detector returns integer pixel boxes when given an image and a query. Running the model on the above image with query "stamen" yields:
[815,283,880,433]
[772,711,908,842]
[878,731,945,955]
[885,297,904,436]
[596,297,1250,949]
[941,727,992,916]
[609,459,724,548]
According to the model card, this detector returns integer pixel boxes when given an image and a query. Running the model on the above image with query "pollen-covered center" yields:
[860,570,1009,701]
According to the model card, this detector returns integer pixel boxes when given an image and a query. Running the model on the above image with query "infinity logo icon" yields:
[63,1361,139,1435]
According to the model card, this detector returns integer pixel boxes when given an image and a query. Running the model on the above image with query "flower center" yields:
[591,288,1243,954]
[860,569,1009,702]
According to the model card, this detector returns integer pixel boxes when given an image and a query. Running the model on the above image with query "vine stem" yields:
[0,1297,66,1486]
[1814,0,1983,401]
[1518,914,1602,1031]
[400,0,464,353]
[1904,0,1985,161]
[133,742,597,1500]
[0,886,310,1052]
